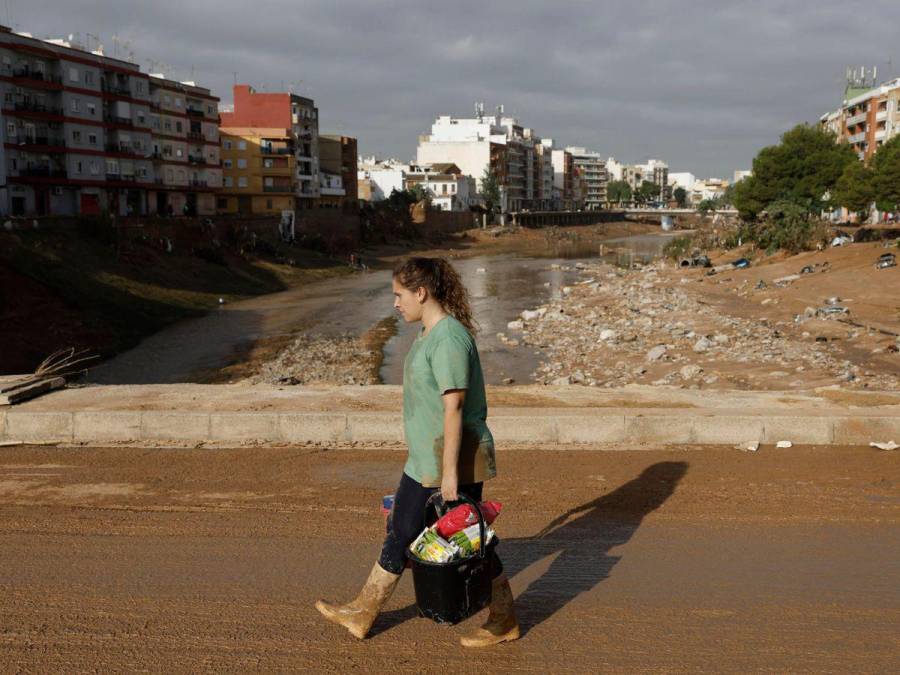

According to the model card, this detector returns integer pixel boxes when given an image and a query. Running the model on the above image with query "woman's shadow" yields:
[374,461,687,636]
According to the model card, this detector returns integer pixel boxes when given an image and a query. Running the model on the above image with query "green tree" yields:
[732,124,856,220]
[697,199,715,215]
[638,180,660,204]
[607,180,632,204]
[673,186,688,208]
[833,159,874,218]
[870,135,900,213]
[480,166,502,215]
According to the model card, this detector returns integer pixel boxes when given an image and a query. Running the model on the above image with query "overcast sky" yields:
[16,0,900,177]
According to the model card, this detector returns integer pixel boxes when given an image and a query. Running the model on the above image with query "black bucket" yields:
[406,492,496,625]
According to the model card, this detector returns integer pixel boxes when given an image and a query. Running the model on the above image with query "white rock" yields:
[693,337,713,353]
[869,441,899,451]
[647,345,668,362]
[776,440,793,448]
[506,320,524,331]
[476,268,486,273]
[551,375,571,386]
[599,329,617,341]
[521,309,541,321]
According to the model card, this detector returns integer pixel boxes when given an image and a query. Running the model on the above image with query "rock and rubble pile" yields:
[250,334,379,386]
[512,261,900,390]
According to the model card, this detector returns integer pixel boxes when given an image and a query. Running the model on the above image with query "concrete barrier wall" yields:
[3,409,898,446]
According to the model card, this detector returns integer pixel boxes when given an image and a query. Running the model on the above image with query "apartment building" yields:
[635,159,669,202]
[0,25,220,217]
[357,157,407,201]
[220,85,320,209]
[534,139,555,210]
[820,75,900,161]
[217,128,294,215]
[318,134,358,209]
[566,146,607,210]
[416,105,546,213]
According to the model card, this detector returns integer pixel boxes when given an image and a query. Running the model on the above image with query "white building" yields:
[635,159,669,201]
[357,158,407,201]
[416,105,541,213]
[733,169,752,183]
[565,146,607,209]
[404,163,475,212]
[668,172,696,192]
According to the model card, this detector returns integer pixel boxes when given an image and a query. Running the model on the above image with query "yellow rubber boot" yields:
[460,574,521,647]
[315,563,401,639]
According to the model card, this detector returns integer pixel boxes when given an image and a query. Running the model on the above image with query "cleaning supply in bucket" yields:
[433,501,502,538]
[410,528,459,563]
[449,523,493,556]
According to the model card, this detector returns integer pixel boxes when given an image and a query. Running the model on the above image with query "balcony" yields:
[106,173,137,183]
[104,113,134,127]
[101,81,132,96]
[186,106,204,117]
[875,129,887,141]
[188,154,206,164]
[15,136,67,149]
[189,178,208,188]
[105,142,144,157]
[847,131,867,144]
[846,111,867,126]
[876,110,888,122]
[12,69,63,86]
[187,131,203,141]
[263,184,293,193]
[11,101,64,116]
[261,145,293,155]
[19,166,67,178]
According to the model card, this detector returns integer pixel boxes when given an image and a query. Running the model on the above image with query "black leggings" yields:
[378,472,504,577]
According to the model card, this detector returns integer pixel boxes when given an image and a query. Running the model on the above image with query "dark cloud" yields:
[16,0,900,176]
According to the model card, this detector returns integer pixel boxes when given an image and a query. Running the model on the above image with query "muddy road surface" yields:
[0,445,897,672]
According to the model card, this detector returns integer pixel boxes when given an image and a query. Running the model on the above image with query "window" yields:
[175,121,182,133]
[177,169,185,180]
[175,148,183,157]
[223,139,232,150]
[163,145,172,156]
[164,95,171,104]
[207,105,213,114]
[264,177,273,186]
[72,130,81,143]
[137,112,145,124]
[263,158,274,168]
[217,197,228,209]
[223,159,233,168]
[106,159,119,175]
[6,122,15,137]
[266,199,273,209]
[68,67,79,83]
[84,71,94,85]
[71,98,80,113]
[175,97,182,108]
[442,184,447,194]
[88,133,97,145]
[237,140,247,150]
[238,176,247,187]
[138,166,148,177]
[8,158,16,171]
[224,176,233,187]
[237,158,247,168]
[164,119,172,131]
[74,160,83,174]
[90,161,100,175]
[3,91,11,103]
[87,102,96,116]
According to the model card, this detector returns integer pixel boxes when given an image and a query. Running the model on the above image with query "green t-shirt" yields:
[402,315,496,488]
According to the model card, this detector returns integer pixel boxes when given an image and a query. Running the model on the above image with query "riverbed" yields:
[86,231,679,385]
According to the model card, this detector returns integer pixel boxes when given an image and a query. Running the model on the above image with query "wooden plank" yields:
[0,377,65,405]
[0,377,40,394]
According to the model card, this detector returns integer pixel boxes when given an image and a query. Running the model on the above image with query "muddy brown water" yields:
[86,232,679,385]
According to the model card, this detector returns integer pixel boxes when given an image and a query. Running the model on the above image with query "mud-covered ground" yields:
[0,444,897,672]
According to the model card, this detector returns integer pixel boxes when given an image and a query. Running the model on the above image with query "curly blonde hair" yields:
[393,257,478,335]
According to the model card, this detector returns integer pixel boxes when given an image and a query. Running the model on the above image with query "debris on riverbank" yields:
[249,315,398,386]
[515,240,900,391]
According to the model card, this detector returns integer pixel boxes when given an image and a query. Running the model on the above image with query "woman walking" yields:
[315,257,519,647]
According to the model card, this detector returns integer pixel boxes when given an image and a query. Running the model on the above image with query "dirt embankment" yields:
[0,227,350,375]
[511,240,900,390]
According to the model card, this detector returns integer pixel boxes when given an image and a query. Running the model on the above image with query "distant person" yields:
[315,257,518,647]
